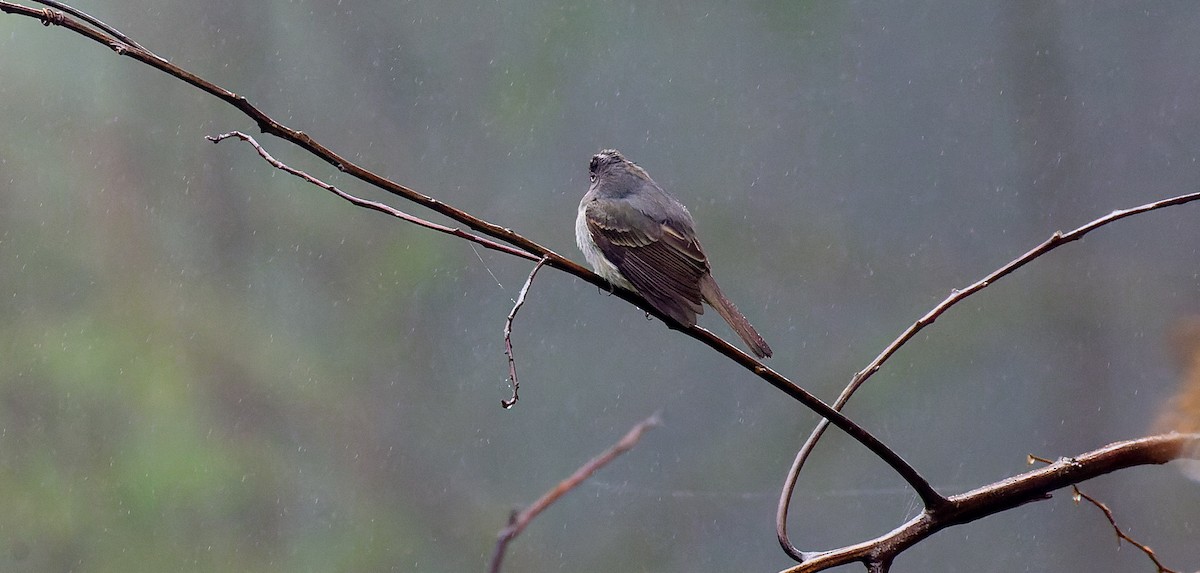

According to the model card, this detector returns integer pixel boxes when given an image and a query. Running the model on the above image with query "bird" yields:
[575,149,773,359]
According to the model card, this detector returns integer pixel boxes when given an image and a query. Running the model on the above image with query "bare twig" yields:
[501,257,550,408]
[1073,488,1178,573]
[204,131,538,261]
[777,433,1200,573]
[1,0,936,507]
[1028,455,1179,573]
[488,412,662,573]
[778,190,1200,559]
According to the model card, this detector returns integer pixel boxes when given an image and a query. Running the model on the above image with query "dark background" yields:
[1,1,1198,571]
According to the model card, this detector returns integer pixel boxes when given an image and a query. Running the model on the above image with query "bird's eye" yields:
[589,174,596,183]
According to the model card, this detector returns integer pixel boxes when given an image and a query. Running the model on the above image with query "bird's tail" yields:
[699,275,773,359]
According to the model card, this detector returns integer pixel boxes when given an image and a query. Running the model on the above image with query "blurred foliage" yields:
[1,1,1199,572]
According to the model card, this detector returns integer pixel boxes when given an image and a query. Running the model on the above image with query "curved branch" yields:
[778,190,1200,559]
[778,433,1200,573]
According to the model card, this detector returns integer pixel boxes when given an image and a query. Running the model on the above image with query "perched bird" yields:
[575,149,773,358]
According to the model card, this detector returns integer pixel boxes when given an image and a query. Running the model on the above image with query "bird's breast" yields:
[575,200,633,290]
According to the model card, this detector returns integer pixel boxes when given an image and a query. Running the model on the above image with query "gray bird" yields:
[575,149,773,358]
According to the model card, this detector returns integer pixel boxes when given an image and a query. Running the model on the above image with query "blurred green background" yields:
[2,1,1199,571]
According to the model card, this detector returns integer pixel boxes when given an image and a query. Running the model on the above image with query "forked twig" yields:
[501,257,550,408]
[206,133,553,408]
[488,412,662,573]
[778,190,1200,560]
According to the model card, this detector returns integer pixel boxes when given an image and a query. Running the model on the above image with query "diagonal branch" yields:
[856,191,1200,392]
[488,412,662,573]
[777,190,1200,559]
[1,0,936,507]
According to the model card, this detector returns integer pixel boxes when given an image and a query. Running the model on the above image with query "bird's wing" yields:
[585,198,708,326]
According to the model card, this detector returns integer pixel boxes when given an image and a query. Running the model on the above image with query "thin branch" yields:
[777,433,1200,573]
[501,257,550,408]
[1,0,935,507]
[1028,455,1179,573]
[859,191,1200,390]
[204,131,538,261]
[1073,488,1178,573]
[778,190,1200,559]
[488,412,662,573]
